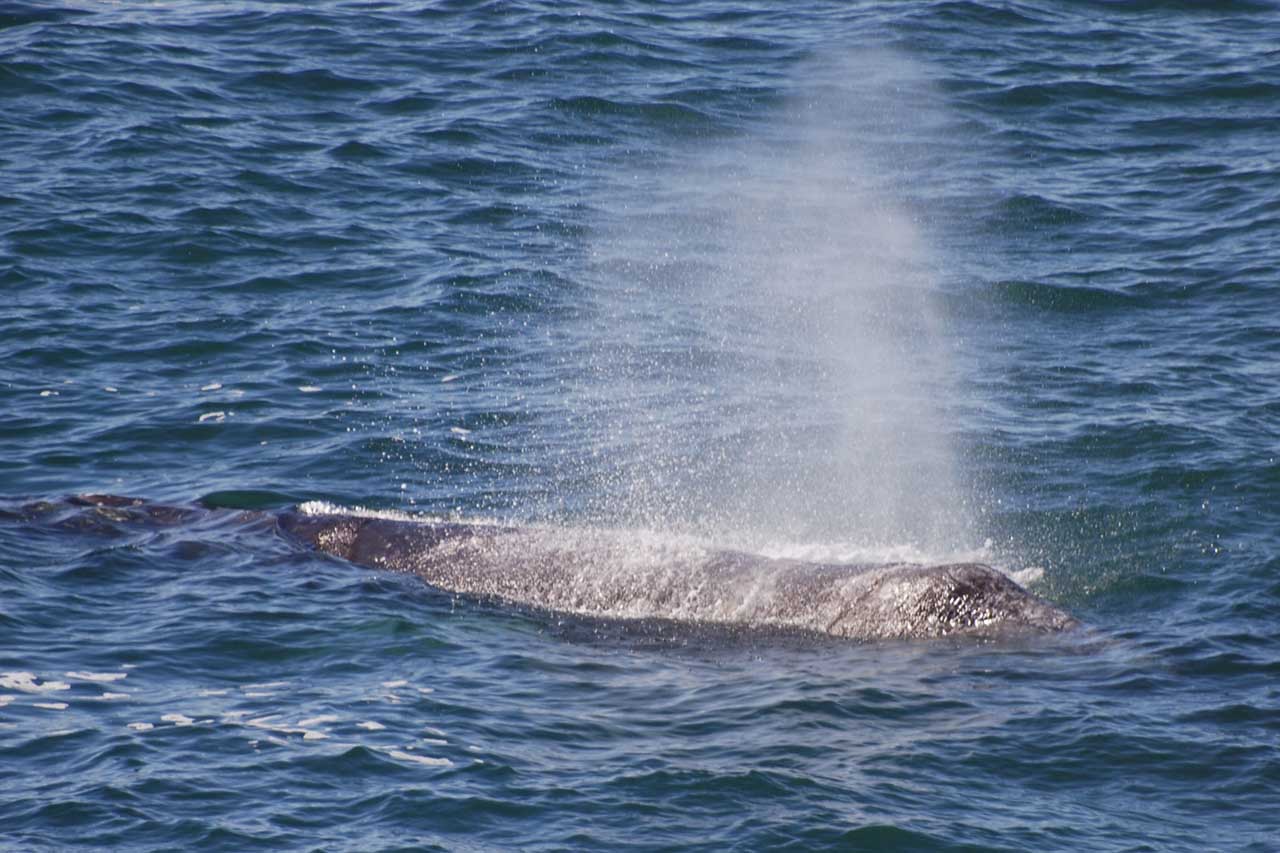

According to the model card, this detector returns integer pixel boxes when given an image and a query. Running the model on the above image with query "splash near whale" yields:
[12,495,1077,642]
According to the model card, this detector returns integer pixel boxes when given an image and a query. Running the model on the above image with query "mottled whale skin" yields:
[277,508,1077,642]
[13,495,1078,642]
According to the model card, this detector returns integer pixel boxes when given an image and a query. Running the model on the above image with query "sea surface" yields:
[2,1,1279,850]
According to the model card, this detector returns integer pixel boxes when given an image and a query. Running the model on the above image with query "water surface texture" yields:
[3,1,1279,850]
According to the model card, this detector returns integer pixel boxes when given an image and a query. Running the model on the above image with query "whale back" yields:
[278,510,1078,641]
[4,496,1077,641]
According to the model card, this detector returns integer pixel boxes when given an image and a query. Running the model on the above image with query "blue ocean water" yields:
[3,1,1279,850]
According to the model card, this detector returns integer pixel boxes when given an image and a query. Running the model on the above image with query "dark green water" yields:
[2,1,1278,850]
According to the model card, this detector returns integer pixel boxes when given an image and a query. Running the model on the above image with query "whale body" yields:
[278,505,1077,642]
[9,495,1078,642]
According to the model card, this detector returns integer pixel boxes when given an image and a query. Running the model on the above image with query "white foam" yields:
[103,386,118,393]
[450,426,471,435]
[246,715,324,739]
[381,680,408,689]
[387,749,452,767]
[161,713,195,726]
[200,382,222,392]
[0,672,70,693]
[34,702,68,710]
[294,501,505,528]
[66,671,127,683]
[0,695,12,707]
[298,715,339,728]
[128,722,154,732]
[198,689,229,697]
[198,411,225,423]
[440,374,459,383]
[98,692,130,701]
[246,715,284,729]
[357,721,385,731]
[39,390,58,397]
[298,385,322,393]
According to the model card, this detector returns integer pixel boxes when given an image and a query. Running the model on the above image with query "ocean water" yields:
[3,1,1279,850]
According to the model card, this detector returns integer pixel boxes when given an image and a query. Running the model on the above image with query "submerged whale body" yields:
[13,495,1078,642]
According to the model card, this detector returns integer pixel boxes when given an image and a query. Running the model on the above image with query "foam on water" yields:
[9,664,463,772]
[65,671,127,683]
[1,673,71,693]
[297,500,500,526]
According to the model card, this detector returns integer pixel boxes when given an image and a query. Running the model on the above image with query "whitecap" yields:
[0,672,71,693]
[65,671,128,683]
[387,749,452,767]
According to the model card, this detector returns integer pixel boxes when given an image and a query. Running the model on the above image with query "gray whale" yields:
[13,495,1078,642]
[278,506,1077,642]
